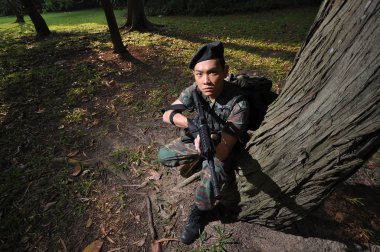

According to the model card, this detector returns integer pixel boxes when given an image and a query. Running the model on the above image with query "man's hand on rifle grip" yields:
[194,134,219,154]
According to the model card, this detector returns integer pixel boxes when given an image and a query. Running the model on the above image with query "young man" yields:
[158,41,250,244]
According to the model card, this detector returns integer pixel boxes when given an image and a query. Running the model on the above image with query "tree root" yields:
[172,171,201,191]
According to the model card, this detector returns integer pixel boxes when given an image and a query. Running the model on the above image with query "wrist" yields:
[169,111,178,125]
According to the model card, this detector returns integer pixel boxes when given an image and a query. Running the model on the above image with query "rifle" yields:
[192,90,222,199]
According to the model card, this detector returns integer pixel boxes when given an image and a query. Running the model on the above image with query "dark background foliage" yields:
[1,0,322,16]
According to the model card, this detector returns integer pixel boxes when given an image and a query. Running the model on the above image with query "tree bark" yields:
[122,0,154,31]
[20,0,50,38]
[100,0,127,54]
[221,0,380,228]
[7,0,25,23]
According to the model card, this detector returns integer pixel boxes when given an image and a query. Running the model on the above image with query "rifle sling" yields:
[160,104,188,113]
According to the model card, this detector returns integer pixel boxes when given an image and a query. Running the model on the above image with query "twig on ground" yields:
[106,247,128,252]
[146,194,157,240]
[156,238,179,243]
[122,184,143,187]
[172,171,201,190]
[59,238,67,252]
[18,181,32,203]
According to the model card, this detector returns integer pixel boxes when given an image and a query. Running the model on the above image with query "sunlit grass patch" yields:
[111,145,151,172]
[65,107,88,123]
[197,225,235,252]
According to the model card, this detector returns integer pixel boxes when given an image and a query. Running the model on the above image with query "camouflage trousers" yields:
[158,138,226,211]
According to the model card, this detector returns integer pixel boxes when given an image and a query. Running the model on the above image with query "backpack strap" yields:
[214,94,249,143]
[216,95,246,121]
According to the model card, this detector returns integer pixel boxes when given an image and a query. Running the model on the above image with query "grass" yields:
[0,6,319,250]
[345,197,365,207]
[195,225,235,252]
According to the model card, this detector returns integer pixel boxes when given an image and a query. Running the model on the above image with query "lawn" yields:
[0,6,336,251]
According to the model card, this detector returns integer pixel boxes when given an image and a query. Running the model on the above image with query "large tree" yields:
[121,0,154,31]
[20,0,50,38]
[7,0,24,23]
[100,0,127,54]
[221,0,380,228]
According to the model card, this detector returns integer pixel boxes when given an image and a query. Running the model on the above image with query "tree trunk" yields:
[221,0,380,228]
[7,0,25,23]
[122,0,154,31]
[100,0,127,54]
[20,0,50,38]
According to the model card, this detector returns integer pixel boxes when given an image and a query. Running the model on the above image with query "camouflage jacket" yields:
[178,81,250,139]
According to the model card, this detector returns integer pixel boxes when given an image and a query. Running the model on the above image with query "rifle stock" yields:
[192,90,222,199]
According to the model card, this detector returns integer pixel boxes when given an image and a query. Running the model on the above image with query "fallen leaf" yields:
[106,236,115,244]
[58,125,65,129]
[100,224,106,236]
[91,119,100,126]
[132,237,146,247]
[108,80,116,86]
[59,238,67,252]
[48,192,59,201]
[86,217,93,228]
[89,139,96,147]
[71,164,82,177]
[44,201,57,211]
[82,240,103,252]
[67,150,79,157]
[35,108,46,114]
[147,170,161,181]
[21,236,29,243]
[82,169,90,176]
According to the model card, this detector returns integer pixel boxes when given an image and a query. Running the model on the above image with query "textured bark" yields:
[122,0,154,31]
[20,0,50,37]
[100,0,127,54]
[221,0,380,228]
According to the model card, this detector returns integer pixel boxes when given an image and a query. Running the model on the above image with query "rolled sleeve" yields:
[223,99,250,135]
[178,84,196,108]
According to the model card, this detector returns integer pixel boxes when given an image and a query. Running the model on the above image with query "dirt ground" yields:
[4,44,380,252]
[63,111,380,252]
[89,48,380,252]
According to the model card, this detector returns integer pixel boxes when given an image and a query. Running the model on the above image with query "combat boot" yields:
[180,204,205,245]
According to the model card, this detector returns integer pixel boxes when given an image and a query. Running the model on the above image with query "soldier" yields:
[158,41,250,245]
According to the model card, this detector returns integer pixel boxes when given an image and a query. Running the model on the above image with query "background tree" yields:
[20,0,50,37]
[6,0,24,23]
[121,0,154,31]
[100,0,127,54]
[221,0,380,227]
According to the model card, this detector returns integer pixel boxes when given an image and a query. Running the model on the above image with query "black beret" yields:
[189,41,224,69]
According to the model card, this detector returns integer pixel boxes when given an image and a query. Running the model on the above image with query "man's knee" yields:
[158,147,178,167]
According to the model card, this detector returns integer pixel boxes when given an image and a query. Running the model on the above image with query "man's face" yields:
[193,59,228,99]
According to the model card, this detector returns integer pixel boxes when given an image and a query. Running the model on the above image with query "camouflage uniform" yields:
[158,81,250,210]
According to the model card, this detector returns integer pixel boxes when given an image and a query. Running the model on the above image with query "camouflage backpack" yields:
[223,74,278,131]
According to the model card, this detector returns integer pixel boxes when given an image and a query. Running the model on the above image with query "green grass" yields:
[345,197,365,207]
[195,225,235,252]
[0,6,318,250]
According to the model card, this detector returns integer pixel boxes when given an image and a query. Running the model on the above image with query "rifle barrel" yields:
[192,90,222,199]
